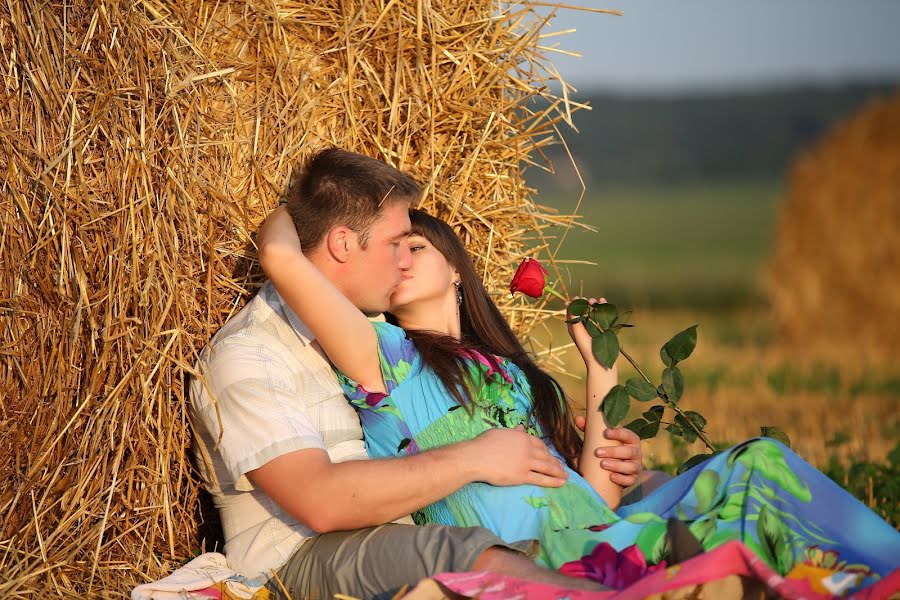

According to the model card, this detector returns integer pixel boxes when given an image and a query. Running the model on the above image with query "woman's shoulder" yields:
[370,320,419,381]
[370,321,414,351]
[371,319,405,337]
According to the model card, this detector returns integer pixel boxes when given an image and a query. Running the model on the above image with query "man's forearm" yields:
[312,443,476,530]
[249,426,567,533]
[249,441,477,533]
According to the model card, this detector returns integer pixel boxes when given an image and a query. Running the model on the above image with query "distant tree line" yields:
[526,81,899,189]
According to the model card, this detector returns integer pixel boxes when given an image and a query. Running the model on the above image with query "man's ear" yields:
[325,226,359,263]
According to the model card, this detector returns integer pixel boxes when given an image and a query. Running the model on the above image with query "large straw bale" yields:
[0,0,609,595]
[768,92,900,357]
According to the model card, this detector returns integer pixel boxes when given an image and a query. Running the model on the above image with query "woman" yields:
[258,207,899,590]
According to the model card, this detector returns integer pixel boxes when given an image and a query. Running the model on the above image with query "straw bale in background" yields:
[0,0,605,594]
[768,92,900,358]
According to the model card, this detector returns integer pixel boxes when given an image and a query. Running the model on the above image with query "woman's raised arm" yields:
[256,206,386,393]
[567,297,623,510]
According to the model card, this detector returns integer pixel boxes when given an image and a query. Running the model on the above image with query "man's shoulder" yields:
[203,288,296,363]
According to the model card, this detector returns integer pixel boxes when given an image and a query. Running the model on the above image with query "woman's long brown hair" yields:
[386,209,583,468]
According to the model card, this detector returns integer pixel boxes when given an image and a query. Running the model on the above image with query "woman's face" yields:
[389,233,458,312]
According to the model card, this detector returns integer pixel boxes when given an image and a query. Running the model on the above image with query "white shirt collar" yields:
[260,280,315,346]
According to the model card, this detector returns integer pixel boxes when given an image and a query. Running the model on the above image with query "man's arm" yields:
[575,418,643,487]
[248,426,568,533]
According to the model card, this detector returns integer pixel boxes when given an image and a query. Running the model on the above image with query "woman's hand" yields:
[257,205,302,257]
[567,297,618,375]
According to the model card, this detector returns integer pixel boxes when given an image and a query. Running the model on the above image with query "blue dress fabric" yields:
[337,322,900,591]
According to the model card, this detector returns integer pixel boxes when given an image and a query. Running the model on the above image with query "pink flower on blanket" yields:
[559,542,666,589]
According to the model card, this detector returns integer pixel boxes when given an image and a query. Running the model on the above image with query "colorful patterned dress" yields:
[337,322,899,593]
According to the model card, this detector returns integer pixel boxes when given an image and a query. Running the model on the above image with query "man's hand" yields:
[574,416,642,488]
[465,426,569,488]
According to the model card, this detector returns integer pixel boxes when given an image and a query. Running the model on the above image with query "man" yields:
[190,148,644,599]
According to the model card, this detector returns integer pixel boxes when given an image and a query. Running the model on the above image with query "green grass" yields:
[539,179,783,310]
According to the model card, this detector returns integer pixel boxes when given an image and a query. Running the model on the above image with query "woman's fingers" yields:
[609,472,639,488]
[599,458,641,475]
[526,454,569,487]
[573,415,587,432]
[603,427,641,447]
[595,444,641,461]
[527,472,568,488]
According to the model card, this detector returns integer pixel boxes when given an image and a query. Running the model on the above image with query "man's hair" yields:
[286,148,421,251]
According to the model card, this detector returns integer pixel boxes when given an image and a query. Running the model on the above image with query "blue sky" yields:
[540,0,900,94]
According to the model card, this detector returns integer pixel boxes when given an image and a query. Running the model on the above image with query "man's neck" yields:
[306,246,350,297]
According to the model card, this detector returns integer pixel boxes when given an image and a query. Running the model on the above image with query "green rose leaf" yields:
[674,413,698,443]
[662,366,685,402]
[600,384,630,427]
[624,417,661,440]
[591,303,618,329]
[567,298,591,317]
[611,323,635,331]
[677,452,716,475]
[564,315,586,324]
[592,329,620,369]
[666,423,684,439]
[584,319,603,338]
[661,325,699,366]
[616,310,633,326]
[760,426,791,448]
[660,345,674,368]
[626,377,658,402]
[643,405,665,422]
[624,418,646,436]
[684,410,707,431]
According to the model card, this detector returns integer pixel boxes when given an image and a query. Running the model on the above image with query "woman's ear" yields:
[325,227,358,263]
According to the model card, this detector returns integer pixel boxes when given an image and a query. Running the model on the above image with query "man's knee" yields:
[470,540,539,572]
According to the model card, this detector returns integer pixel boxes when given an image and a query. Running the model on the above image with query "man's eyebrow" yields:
[393,229,412,240]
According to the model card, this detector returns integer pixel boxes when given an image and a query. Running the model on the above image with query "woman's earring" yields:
[455,280,463,305]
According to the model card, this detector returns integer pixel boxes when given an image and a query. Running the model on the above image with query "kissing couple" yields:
[191,148,899,599]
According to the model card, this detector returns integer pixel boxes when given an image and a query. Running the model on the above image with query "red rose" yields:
[509,257,548,298]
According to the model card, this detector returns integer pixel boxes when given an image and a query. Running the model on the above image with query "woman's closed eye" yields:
[410,244,426,253]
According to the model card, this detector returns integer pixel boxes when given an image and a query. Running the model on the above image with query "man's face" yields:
[342,202,412,314]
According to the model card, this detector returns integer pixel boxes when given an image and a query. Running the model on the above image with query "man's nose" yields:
[397,243,412,270]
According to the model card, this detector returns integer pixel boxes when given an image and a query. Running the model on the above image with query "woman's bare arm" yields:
[256,206,385,392]
[567,297,623,510]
